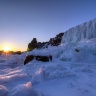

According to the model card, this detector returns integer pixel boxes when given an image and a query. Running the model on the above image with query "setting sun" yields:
[3,47,11,52]
[0,42,22,52]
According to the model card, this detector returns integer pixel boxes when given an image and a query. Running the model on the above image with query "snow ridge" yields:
[62,18,96,43]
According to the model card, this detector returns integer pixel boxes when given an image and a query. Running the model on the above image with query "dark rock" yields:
[49,55,52,61]
[27,32,64,51]
[24,55,34,65]
[15,51,22,55]
[35,56,41,60]
[24,55,52,65]
[27,38,38,51]
[39,56,49,62]
[49,33,64,46]
[75,49,80,52]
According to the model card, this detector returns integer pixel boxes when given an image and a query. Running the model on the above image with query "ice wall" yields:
[62,18,96,43]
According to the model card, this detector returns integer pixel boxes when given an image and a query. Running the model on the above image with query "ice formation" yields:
[62,18,96,43]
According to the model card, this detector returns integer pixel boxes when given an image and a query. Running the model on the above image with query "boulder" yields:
[24,55,52,65]
[24,55,34,65]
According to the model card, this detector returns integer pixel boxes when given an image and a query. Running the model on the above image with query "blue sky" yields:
[0,0,96,51]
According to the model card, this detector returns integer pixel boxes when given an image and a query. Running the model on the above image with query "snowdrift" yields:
[0,85,8,96]
[8,82,45,96]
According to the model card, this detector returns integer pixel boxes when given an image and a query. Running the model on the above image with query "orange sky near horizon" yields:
[0,42,26,52]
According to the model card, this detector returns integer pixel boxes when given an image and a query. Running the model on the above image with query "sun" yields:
[3,47,11,52]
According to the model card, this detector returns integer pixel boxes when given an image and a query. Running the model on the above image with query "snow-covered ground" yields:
[0,37,96,96]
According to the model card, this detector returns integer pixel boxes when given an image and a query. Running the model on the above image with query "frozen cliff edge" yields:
[62,18,96,43]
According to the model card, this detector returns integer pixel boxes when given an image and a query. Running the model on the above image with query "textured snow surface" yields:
[1,58,96,96]
[8,82,44,96]
[0,39,96,96]
[0,85,8,96]
[22,60,96,96]
[62,18,96,43]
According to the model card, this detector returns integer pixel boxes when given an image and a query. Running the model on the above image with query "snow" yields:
[0,85,8,96]
[1,56,96,96]
[0,18,96,96]
[8,82,43,96]
[32,67,45,84]
[0,43,96,96]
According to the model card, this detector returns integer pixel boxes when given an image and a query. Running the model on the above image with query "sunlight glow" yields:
[3,47,11,52]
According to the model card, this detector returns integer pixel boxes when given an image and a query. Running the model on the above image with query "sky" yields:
[0,0,96,51]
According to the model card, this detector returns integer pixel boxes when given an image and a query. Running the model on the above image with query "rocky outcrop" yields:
[24,55,34,65]
[37,42,49,49]
[24,55,52,65]
[27,33,64,51]
[49,33,64,46]
[27,38,38,51]
[27,38,49,51]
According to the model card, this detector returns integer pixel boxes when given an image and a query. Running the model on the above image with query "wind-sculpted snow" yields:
[60,38,96,62]
[62,18,96,43]
[25,61,76,84]
[0,50,96,96]
[8,82,44,96]
[24,60,96,96]
[32,67,45,84]
[5,53,26,66]
[0,85,8,96]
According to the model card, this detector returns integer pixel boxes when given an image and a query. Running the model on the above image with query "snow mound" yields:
[44,64,76,80]
[30,63,76,84]
[8,82,44,96]
[5,53,26,66]
[59,38,96,62]
[0,74,27,84]
[0,85,8,96]
[32,67,45,84]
